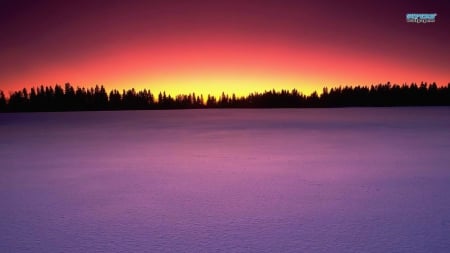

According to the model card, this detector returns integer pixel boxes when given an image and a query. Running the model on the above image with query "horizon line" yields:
[1,81,449,99]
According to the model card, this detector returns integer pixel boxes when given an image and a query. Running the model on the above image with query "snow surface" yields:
[1,108,449,252]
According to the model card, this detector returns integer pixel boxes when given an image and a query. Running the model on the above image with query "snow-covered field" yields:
[1,108,449,252]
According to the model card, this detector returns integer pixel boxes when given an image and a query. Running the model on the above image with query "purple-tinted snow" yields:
[1,108,450,252]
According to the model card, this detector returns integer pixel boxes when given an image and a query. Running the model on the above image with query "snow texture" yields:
[1,108,450,252]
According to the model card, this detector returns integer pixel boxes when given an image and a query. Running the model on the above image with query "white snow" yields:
[1,108,449,252]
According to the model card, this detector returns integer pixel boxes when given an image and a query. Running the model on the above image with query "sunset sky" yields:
[0,0,449,97]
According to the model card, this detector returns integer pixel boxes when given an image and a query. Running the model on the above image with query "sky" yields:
[0,0,449,97]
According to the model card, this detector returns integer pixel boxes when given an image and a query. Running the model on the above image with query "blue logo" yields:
[406,13,437,23]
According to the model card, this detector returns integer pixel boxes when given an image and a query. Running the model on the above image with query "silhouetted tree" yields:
[1,82,449,112]
[109,89,122,109]
[0,91,6,111]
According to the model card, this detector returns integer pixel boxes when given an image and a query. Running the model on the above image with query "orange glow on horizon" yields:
[1,35,448,97]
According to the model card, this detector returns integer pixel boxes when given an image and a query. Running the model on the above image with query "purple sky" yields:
[0,0,448,95]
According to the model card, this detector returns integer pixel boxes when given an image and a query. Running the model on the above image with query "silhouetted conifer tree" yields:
[0,91,6,111]
[1,82,449,112]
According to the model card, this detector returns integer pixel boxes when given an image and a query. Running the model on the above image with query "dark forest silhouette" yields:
[0,82,449,112]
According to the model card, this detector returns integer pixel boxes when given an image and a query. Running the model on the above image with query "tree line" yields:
[0,82,449,112]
